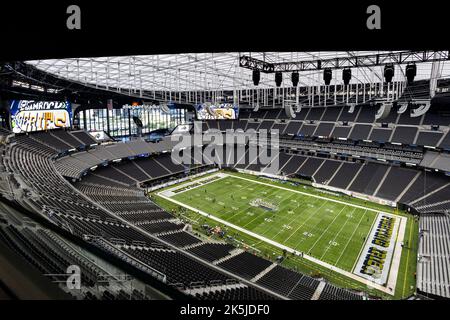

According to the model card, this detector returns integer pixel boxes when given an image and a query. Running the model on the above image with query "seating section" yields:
[195,285,276,300]
[375,166,418,201]
[331,126,352,138]
[95,167,138,186]
[439,131,450,149]
[305,107,325,121]
[69,150,193,186]
[31,131,74,152]
[0,203,156,300]
[51,130,86,148]
[54,137,178,179]
[187,243,235,262]
[314,123,335,137]
[218,251,272,280]
[318,284,363,300]
[338,107,358,122]
[0,224,104,288]
[399,171,449,205]
[369,128,393,142]
[0,127,11,136]
[138,221,184,234]
[355,106,377,123]
[416,131,444,147]
[417,215,450,299]
[258,120,274,131]
[286,276,320,300]
[348,162,390,195]
[328,162,362,190]
[284,121,302,135]
[348,124,372,141]
[320,107,341,121]
[71,131,98,145]
[423,110,450,126]
[158,231,202,248]
[134,157,172,179]
[298,124,317,137]
[191,98,450,153]
[412,185,450,213]
[297,157,324,178]
[113,161,150,181]
[3,97,450,300]
[313,160,341,185]
[256,265,320,300]
[280,154,307,175]
[1,134,284,299]
[123,247,231,286]
[391,126,418,145]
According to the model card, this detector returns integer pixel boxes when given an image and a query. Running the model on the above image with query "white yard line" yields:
[320,207,357,260]
[283,200,329,244]
[335,209,366,266]
[307,206,347,254]
[262,192,311,238]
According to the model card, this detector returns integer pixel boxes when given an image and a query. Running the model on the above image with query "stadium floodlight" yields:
[275,72,283,87]
[406,63,417,84]
[384,64,395,83]
[252,70,260,86]
[323,68,332,85]
[342,68,351,85]
[291,72,299,87]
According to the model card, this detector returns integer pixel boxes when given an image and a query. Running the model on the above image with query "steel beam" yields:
[239,51,450,73]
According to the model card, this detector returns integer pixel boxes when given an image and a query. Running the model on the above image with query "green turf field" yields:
[168,173,379,272]
[153,171,418,299]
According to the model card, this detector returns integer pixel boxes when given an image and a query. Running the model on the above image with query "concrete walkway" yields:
[311,281,326,300]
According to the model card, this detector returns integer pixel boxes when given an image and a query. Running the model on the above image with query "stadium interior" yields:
[0,51,449,301]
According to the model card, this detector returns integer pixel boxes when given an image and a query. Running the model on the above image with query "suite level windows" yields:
[79,107,186,138]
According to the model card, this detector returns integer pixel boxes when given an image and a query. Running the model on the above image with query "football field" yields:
[157,171,408,294]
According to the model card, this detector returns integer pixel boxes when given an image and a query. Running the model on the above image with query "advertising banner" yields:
[10,100,72,133]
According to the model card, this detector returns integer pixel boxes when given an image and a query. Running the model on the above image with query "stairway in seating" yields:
[250,263,278,282]
[311,281,326,300]
[212,248,244,265]
[183,241,206,250]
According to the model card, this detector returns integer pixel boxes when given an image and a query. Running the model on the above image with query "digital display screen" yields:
[196,103,238,120]
[10,100,72,133]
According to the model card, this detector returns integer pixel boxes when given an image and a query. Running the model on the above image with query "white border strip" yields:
[160,172,228,197]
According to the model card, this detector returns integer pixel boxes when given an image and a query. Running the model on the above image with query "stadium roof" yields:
[26,51,450,92]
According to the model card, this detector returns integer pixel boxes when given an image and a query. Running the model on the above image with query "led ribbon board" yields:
[196,103,239,120]
[10,100,72,133]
